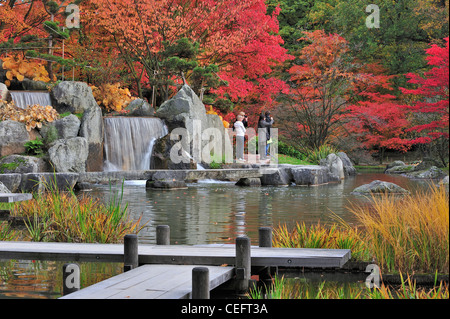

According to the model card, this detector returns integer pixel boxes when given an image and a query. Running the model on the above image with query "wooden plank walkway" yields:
[59,264,235,299]
[0,193,32,203]
[0,241,351,268]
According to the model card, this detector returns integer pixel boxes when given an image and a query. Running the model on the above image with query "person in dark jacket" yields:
[258,111,274,160]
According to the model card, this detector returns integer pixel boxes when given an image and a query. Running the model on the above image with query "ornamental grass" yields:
[349,184,449,274]
[10,180,145,244]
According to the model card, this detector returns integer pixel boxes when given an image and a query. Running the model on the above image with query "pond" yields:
[89,171,432,245]
[0,171,435,299]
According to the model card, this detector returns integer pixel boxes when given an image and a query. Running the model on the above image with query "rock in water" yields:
[351,180,409,195]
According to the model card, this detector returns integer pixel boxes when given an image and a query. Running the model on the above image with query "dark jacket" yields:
[258,117,274,141]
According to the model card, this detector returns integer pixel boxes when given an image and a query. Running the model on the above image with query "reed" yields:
[272,221,371,262]
[349,184,449,274]
[11,179,146,243]
[248,274,449,299]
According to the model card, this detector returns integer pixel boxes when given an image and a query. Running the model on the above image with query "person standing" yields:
[264,111,274,157]
[234,114,246,162]
[258,112,274,160]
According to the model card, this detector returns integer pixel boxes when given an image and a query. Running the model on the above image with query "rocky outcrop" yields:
[405,166,447,180]
[0,174,22,193]
[320,153,345,180]
[124,99,155,117]
[79,105,104,172]
[153,85,229,169]
[291,165,336,186]
[0,120,30,156]
[50,81,104,172]
[260,166,293,186]
[51,81,98,114]
[337,152,357,176]
[0,82,9,101]
[351,180,409,195]
[48,137,89,173]
[20,173,79,193]
[40,114,81,141]
[236,177,261,187]
[0,155,48,174]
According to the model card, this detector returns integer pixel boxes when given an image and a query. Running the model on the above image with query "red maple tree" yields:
[400,38,449,145]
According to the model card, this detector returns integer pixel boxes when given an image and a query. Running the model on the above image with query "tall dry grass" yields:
[11,180,145,243]
[272,221,370,262]
[349,184,449,274]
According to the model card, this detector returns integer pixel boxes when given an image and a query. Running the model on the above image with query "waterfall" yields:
[103,117,168,171]
[9,91,52,109]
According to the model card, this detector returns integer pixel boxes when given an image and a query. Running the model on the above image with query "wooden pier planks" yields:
[0,193,32,203]
[59,264,235,299]
[0,241,351,268]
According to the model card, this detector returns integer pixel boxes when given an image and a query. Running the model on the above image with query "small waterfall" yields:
[103,117,168,171]
[9,91,52,109]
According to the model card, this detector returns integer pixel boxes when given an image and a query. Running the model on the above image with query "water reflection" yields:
[87,172,434,245]
[0,172,436,299]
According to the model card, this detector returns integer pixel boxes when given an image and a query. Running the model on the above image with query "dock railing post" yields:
[62,263,80,296]
[156,225,170,245]
[124,234,139,272]
[192,267,210,299]
[259,227,273,282]
[235,236,251,293]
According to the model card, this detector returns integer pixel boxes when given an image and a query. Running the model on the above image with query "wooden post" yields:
[62,263,80,296]
[156,225,170,245]
[259,227,272,282]
[235,236,251,293]
[192,267,210,299]
[259,227,272,248]
[124,234,139,272]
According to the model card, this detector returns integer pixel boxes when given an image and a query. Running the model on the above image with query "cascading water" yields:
[9,91,52,109]
[103,117,168,171]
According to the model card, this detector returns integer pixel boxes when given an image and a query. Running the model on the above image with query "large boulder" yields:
[0,82,10,101]
[0,174,22,193]
[50,81,104,172]
[79,99,104,172]
[260,166,293,186]
[320,153,345,180]
[124,98,155,117]
[291,165,333,186]
[21,78,49,91]
[0,155,49,174]
[0,120,30,156]
[48,137,89,173]
[236,177,261,187]
[153,85,230,168]
[20,173,79,193]
[351,180,409,195]
[50,81,98,114]
[40,114,81,141]
[405,166,447,180]
[337,152,357,176]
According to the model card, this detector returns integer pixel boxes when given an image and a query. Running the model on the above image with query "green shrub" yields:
[306,144,339,164]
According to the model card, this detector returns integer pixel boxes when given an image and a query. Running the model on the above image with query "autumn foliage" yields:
[2,55,54,86]
[0,100,59,131]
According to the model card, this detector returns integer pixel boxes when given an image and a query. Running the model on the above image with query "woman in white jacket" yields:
[234,114,246,162]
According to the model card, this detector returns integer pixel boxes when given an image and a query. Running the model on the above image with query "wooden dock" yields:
[59,264,235,299]
[0,241,351,268]
[0,193,32,203]
[0,227,351,299]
